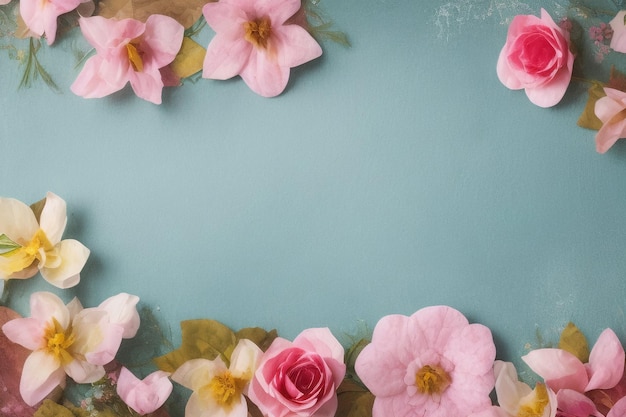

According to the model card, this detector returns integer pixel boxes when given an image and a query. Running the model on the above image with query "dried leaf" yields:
[558,322,590,363]
[577,82,605,131]
[169,37,205,79]
[0,307,38,417]
[34,400,79,417]
[97,0,215,29]
[153,319,237,372]
[235,327,278,352]
[336,379,374,417]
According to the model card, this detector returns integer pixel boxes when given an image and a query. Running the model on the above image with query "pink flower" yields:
[522,328,624,394]
[354,306,496,417]
[497,9,575,107]
[71,15,184,104]
[202,0,323,97]
[20,0,85,45]
[609,11,626,53]
[1,291,140,406]
[247,328,346,417]
[594,87,626,153]
[116,367,173,415]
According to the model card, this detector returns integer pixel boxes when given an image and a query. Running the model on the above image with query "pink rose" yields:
[247,328,346,417]
[497,9,574,107]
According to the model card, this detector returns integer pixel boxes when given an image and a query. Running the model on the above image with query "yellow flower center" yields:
[126,43,144,72]
[244,17,272,49]
[44,318,75,365]
[518,383,549,417]
[204,371,246,407]
[0,229,54,275]
[415,364,451,395]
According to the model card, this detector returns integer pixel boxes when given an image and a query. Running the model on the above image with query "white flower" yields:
[0,192,90,288]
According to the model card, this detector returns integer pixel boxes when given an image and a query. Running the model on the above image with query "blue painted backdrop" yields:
[2,0,626,415]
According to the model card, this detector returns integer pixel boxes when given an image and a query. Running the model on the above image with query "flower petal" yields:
[98,293,140,338]
[64,358,104,383]
[522,349,588,392]
[1,318,45,351]
[239,50,290,97]
[71,55,131,99]
[141,14,184,68]
[38,193,67,245]
[0,197,39,245]
[39,239,89,289]
[203,35,252,80]
[117,367,173,415]
[272,24,322,68]
[30,292,70,328]
[585,328,625,391]
[19,350,65,406]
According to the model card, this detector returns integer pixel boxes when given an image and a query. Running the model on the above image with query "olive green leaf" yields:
[577,82,606,131]
[559,322,590,363]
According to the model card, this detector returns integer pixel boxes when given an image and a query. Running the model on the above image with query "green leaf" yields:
[577,82,606,131]
[0,234,21,255]
[559,322,590,363]
[235,327,278,352]
[336,379,374,417]
[154,319,237,372]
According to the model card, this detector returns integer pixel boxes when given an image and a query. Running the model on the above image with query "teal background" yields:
[2,0,626,414]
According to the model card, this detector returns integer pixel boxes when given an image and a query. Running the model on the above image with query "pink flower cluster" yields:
[7,0,323,102]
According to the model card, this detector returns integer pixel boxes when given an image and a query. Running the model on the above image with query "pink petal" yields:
[20,350,65,406]
[256,0,302,26]
[272,24,322,68]
[117,367,173,415]
[203,1,248,36]
[556,389,602,417]
[203,35,251,80]
[1,318,45,350]
[585,329,625,391]
[522,349,588,392]
[30,292,70,329]
[128,70,165,104]
[78,16,144,55]
[609,12,626,53]
[71,55,130,99]
[240,50,290,97]
[524,56,573,108]
[141,15,184,68]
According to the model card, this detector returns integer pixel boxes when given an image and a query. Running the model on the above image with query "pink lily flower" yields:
[522,328,625,394]
[19,0,92,45]
[202,0,323,97]
[116,367,172,415]
[71,15,184,104]
[1,291,140,406]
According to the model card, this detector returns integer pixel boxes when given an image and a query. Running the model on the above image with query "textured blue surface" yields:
[2,0,626,414]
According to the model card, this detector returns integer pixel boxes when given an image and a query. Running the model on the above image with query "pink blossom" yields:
[202,0,323,97]
[247,328,346,417]
[522,328,625,393]
[497,9,575,107]
[19,0,87,45]
[71,15,184,104]
[354,306,496,417]
[594,88,626,153]
[1,291,140,406]
[116,367,172,415]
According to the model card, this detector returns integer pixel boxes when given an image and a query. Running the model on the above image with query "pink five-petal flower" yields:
[116,367,172,415]
[0,291,140,406]
[71,15,184,104]
[20,0,82,45]
[202,0,322,97]
[497,9,574,107]
[594,88,626,153]
[354,306,496,417]
[523,328,625,393]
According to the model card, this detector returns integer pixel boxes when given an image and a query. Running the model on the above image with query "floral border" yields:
[0,0,348,104]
